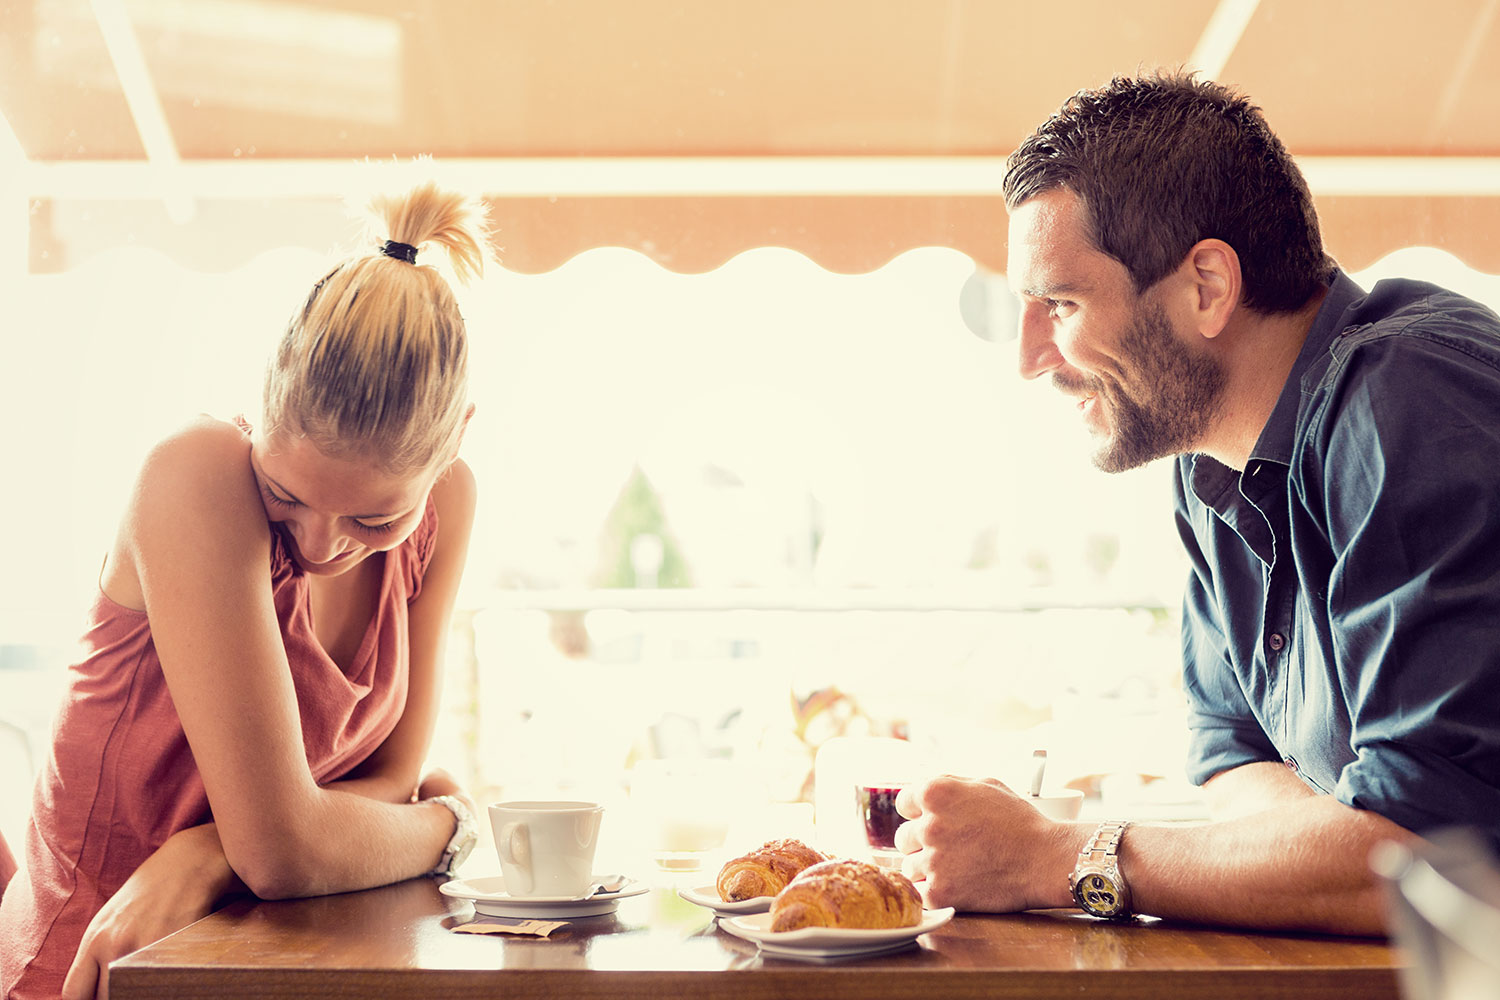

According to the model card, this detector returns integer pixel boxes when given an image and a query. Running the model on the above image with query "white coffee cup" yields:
[1025,788,1085,821]
[489,800,605,897]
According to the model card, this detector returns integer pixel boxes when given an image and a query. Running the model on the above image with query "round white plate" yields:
[678,884,774,915]
[440,875,648,919]
[719,907,955,959]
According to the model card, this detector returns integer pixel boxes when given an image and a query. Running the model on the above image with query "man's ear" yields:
[1181,239,1241,340]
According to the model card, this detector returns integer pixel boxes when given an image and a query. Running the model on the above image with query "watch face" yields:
[1075,871,1127,918]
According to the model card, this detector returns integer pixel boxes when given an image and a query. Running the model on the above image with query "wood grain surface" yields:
[110,876,1402,1000]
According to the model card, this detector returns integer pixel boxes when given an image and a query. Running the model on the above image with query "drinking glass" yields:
[854,781,907,870]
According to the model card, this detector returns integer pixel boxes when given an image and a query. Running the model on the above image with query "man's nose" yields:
[1016,302,1064,381]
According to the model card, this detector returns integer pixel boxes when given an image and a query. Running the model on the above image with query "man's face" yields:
[1007,188,1227,472]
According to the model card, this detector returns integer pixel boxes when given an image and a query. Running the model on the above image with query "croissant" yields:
[769,859,922,931]
[716,838,829,901]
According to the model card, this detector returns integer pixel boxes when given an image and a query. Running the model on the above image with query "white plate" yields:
[719,907,955,959]
[440,875,649,919]
[678,884,774,915]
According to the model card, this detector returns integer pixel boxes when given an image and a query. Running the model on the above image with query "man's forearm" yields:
[1202,760,1316,820]
[1117,796,1416,935]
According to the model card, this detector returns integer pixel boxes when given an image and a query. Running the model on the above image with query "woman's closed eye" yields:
[261,483,298,510]
[262,482,401,535]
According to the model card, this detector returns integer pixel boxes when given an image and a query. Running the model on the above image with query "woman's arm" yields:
[62,824,242,1000]
[126,422,475,899]
[336,458,478,804]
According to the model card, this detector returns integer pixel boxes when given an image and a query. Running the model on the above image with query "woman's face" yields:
[249,432,433,577]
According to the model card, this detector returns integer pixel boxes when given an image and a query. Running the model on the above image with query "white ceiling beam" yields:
[17,156,1017,199]
[0,106,26,168]
[1298,157,1500,196]
[14,155,1500,200]
[89,0,193,222]
[1425,0,1500,145]
[0,108,27,283]
[1187,0,1261,80]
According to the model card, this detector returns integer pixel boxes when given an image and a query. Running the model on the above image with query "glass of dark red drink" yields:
[854,782,907,868]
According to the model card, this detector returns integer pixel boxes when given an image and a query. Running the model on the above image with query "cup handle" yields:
[497,821,532,895]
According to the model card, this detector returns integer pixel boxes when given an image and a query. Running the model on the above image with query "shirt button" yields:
[1284,756,1299,773]
[1268,633,1286,651]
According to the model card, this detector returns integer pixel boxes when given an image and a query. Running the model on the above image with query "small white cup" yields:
[630,759,732,871]
[1025,788,1085,821]
[489,800,605,898]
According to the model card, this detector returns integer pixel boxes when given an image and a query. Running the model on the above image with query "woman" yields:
[0,178,486,999]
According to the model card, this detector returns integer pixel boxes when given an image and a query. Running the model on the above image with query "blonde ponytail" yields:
[263,176,490,474]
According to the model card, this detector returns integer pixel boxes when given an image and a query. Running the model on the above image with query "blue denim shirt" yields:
[1175,270,1500,848]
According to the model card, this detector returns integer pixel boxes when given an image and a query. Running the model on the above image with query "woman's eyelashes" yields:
[261,483,297,510]
[260,482,401,535]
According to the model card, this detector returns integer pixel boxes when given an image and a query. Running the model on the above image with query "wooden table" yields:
[111,876,1403,999]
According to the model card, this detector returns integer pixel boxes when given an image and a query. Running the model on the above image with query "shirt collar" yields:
[1184,270,1369,555]
[1246,269,1368,468]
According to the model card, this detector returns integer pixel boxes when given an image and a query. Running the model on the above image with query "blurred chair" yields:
[1371,828,1500,1000]
[0,714,32,901]
[0,825,16,901]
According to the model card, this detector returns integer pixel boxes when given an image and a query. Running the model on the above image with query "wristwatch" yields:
[428,795,478,878]
[1070,820,1132,919]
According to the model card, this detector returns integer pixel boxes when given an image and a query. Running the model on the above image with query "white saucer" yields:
[440,875,648,919]
[719,907,954,959]
[678,884,773,915]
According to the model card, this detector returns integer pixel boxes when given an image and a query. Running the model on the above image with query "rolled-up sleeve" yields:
[1312,331,1500,841]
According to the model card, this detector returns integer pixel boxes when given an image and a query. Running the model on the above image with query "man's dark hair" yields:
[1002,71,1336,314]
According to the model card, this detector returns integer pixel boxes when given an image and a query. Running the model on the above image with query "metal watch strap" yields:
[1072,820,1131,918]
[1079,820,1129,865]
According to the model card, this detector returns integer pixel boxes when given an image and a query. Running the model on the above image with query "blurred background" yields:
[3,0,1499,871]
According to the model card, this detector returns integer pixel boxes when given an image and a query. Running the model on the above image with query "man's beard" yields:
[1058,300,1229,473]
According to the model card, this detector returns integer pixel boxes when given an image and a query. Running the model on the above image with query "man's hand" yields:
[63,824,242,1000]
[893,774,1082,912]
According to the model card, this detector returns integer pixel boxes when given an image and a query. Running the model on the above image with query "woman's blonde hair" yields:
[263,178,489,475]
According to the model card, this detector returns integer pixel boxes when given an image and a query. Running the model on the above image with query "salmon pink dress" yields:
[0,429,438,999]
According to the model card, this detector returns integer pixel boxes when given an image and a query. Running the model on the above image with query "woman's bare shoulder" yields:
[105,416,268,608]
[431,456,477,522]
[141,414,252,474]
[134,415,265,537]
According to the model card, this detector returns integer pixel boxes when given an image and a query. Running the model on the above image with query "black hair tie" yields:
[381,240,419,264]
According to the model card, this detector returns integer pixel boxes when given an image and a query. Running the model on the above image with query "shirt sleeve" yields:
[1172,463,1281,785]
[1307,327,1500,840]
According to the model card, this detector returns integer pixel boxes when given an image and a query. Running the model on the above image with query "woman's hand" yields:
[414,766,468,804]
[63,824,242,1000]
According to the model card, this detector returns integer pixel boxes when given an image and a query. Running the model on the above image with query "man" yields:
[894,71,1500,935]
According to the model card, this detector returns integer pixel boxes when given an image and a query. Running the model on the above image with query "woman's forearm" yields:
[159,823,246,904]
[225,783,453,900]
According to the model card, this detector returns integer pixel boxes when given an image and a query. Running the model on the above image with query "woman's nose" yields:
[290,517,345,563]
